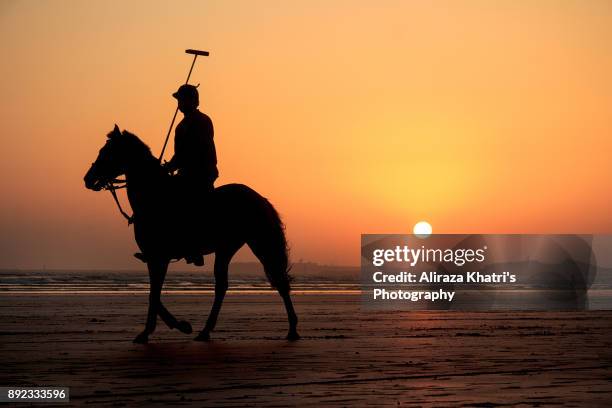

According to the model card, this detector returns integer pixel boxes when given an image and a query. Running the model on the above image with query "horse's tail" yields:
[245,191,292,293]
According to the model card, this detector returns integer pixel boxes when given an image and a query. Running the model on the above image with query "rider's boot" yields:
[185,254,204,266]
[134,252,147,263]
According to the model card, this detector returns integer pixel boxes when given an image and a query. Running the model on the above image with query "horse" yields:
[84,125,299,343]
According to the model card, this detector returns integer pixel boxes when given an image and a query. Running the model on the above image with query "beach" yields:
[2,292,612,406]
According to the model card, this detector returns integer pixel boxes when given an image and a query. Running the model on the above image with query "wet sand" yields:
[1,293,612,406]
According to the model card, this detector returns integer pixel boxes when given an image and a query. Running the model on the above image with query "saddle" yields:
[134,176,215,265]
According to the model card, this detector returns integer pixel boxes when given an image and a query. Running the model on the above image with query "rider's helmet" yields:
[173,84,199,103]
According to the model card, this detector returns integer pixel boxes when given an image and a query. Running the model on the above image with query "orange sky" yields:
[1,0,611,269]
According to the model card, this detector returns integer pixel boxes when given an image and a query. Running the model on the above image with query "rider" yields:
[165,84,218,266]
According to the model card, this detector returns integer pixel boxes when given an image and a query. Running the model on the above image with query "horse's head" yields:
[84,124,132,191]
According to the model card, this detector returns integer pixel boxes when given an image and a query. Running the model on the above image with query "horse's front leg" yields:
[133,259,169,344]
[194,251,232,341]
[158,303,193,334]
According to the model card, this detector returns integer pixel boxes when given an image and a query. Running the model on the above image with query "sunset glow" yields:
[413,222,432,238]
[1,1,612,268]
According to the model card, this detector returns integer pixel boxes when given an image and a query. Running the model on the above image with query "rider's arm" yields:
[165,155,179,172]
[165,123,185,172]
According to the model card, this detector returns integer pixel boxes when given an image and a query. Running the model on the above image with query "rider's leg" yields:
[185,181,214,266]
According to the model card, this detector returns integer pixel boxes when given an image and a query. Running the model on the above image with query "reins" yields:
[104,179,133,225]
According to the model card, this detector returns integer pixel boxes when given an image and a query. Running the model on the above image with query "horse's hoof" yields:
[286,331,300,341]
[194,331,210,342]
[133,332,149,344]
[176,320,193,334]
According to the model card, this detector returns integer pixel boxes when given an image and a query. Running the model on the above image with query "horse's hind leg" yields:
[248,241,300,340]
[194,248,238,341]
[279,289,300,340]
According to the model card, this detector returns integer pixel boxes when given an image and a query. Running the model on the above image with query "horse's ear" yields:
[108,124,121,139]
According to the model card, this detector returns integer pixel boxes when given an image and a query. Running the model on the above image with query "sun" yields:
[413,221,432,238]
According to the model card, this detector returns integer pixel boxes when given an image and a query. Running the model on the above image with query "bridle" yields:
[103,177,133,225]
[89,147,134,226]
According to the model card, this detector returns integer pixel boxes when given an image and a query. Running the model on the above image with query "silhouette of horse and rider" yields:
[84,85,299,343]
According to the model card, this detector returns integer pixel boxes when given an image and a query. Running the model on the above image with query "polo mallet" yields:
[158,49,210,161]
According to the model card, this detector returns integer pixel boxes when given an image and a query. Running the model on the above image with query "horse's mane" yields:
[120,130,155,161]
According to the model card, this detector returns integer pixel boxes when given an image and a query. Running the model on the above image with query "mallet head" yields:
[185,49,209,56]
